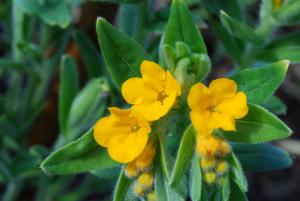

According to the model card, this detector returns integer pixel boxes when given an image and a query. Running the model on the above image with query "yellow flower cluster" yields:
[188,78,248,184]
[94,61,181,163]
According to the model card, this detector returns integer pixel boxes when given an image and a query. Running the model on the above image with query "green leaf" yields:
[229,179,248,201]
[189,155,202,201]
[155,133,184,201]
[113,167,133,201]
[162,0,207,59]
[257,46,300,63]
[274,1,300,24]
[67,78,107,139]
[41,129,119,175]
[231,60,289,104]
[222,104,292,143]
[117,4,138,38]
[220,11,263,45]
[93,0,142,3]
[59,55,79,137]
[262,95,287,115]
[73,31,103,78]
[222,175,230,201]
[170,125,195,194]
[228,152,248,192]
[96,17,150,88]
[233,143,292,172]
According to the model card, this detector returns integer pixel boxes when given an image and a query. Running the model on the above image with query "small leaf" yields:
[233,143,292,172]
[262,95,287,115]
[220,11,263,45]
[231,60,289,104]
[170,125,195,194]
[189,154,202,201]
[222,104,292,143]
[222,175,230,201]
[274,1,300,24]
[96,17,150,88]
[162,0,207,59]
[113,167,133,201]
[228,152,248,192]
[59,55,79,137]
[41,129,119,175]
[73,31,103,78]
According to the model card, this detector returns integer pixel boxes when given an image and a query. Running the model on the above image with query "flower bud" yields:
[216,161,229,175]
[200,157,216,170]
[137,173,154,189]
[124,162,139,178]
[147,191,157,201]
[204,171,216,184]
[133,182,145,197]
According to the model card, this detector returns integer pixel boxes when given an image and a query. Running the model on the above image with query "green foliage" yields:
[231,60,289,104]
[222,104,292,143]
[112,167,133,201]
[41,129,119,175]
[96,17,150,89]
[189,155,202,201]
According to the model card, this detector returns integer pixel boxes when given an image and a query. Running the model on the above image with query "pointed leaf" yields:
[228,152,248,192]
[220,11,263,45]
[233,143,292,172]
[189,154,202,201]
[222,104,292,143]
[96,17,150,88]
[113,167,133,201]
[162,0,207,57]
[170,125,195,194]
[41,129,118,174]
[231,60,289,104]
[222,175,230,201]
[59,55,79,137]
[262,95,287,115]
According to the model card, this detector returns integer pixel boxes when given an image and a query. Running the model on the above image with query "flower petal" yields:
[108,128,148,163]
[141,60,166,91]
[209,78,237,103]
[132,93,177,121]
[211,112,236,131]
[218,92,248,119]
[121,78,156,105]
[187,83,210,110]
[190,110,214,134]
[166,71,181,96]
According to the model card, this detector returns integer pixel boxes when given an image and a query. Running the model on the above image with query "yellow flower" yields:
[124,163,139,178]
[188,78,248,134]
[94,107,151,163]
[122,60,181,121]
[204,171,216,184]
[135,140,156,170]
[196,135,230,158]
[200,157,216,170]
[216,161,228,175]
[137,173,154,188]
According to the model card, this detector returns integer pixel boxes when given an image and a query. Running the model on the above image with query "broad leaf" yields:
[162,0,207,59]
[41,129,118,174]
[96,18,150,88]
[257,47,300,63]
[233,143,292,172]
[231,60,289,104]
[262,95,287,115]
[222,104,292,143]
[73,31,103,78]
[189,155,202,201]
[170,125,195,194]
[220,11,263,45]
[59,55,79,137]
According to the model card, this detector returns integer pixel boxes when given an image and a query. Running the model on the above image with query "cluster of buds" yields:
[196,134,230,185]
[124,140,157,201]
[163,42,211,93]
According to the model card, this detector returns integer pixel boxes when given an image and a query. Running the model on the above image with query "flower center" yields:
[207,105,218,113]
[131,124,140,132]
[157,91,168,104]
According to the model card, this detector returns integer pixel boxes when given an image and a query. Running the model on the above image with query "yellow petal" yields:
[141,60,166,91]
[132,93,177,121]
[166,71,181,96]
[121,78,156,105]
[190,110,214,134]
[187,83,210,110]
[94,117,113,147]
[211,112,236,131]
[218,92,248,119]
[108,128,149,163]
[209,78,237,103]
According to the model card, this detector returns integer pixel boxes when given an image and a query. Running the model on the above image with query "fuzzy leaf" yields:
[220,11,263,45]
[189,155,202,201]
[233,143,292,172]
[96,17,150,88]
[231,60,289,104]
[41,129,118,174]
[162,0,207,57]
[170,125,195,195]
[228,152,248,192]
[222,104,292,143]
[113,167,133,201]
[222,175,230,201]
